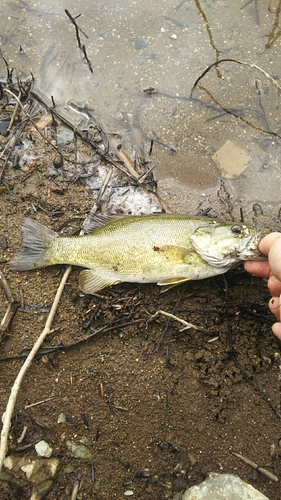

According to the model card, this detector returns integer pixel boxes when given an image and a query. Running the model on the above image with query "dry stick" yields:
[0,265,72,471]
[138,163,157,184]
[108,136,139,180]
[97,166,114,204]
[65,9,93,73]
[230,450,278,482]
[0,271,18,339]
[65,9,88,43]
[6,91,21,134]
[149,309,206,332]
[86,166,114,215]
[71,473,82,500]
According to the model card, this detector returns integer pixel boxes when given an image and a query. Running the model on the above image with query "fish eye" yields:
[231,225,242,234]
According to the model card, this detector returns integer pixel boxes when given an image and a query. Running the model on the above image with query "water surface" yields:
[1,0,281,216]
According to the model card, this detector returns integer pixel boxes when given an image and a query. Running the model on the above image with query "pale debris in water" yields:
[212,140,250,179]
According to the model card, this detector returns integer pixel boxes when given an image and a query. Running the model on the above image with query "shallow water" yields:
[1,0,281,216]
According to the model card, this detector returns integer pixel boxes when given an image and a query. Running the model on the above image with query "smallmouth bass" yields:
[10,215,268,294]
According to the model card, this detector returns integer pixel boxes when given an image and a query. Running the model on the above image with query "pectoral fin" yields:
[158,277,191,293]
[79,270,121,294]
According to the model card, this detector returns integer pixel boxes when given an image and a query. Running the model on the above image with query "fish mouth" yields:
[237,233,257,255]
[238,230,263,258]
[191,229,263,267]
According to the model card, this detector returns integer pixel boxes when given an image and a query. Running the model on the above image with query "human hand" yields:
[244,232,281,340]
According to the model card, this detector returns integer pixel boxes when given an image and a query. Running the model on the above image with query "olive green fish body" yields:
[10,215,267,294]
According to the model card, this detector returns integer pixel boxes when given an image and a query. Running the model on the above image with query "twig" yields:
[0,271,18,340]
[24,396,56,409]
[149,309,205,332]
[197,84,281,139]
[190,58,281,98]
[0,271,14,304]
[230,450,278,482]
[65,9,93,73]
[6,91,21,134]
[97,166,114,204]
[71,473,82,500]
[0,265,72,471]
[65,10,88,42]
[81,44,93,73]
[17,425,28,444]
[108,136,139,180]
[138,163,157,184]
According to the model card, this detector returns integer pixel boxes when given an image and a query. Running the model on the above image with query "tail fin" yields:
[10,218,58,271]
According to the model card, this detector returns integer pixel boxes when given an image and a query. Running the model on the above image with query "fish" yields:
[10,214,268,294]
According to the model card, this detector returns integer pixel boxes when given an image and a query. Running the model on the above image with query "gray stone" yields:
[182,473,269,500]
[66,440,92,460]
[57,128,74,146]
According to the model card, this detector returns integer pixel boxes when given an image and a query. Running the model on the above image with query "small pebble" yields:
[0,236,7,250]
[252,203,263,215]
[124,490,134,497]
[35,440,53,458]
[53,155,63,169]
[57,412,66,424]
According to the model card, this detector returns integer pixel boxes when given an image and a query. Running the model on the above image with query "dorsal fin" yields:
[82,213,124,234]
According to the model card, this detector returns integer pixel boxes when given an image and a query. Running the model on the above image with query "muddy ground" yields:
[0,89,281,500]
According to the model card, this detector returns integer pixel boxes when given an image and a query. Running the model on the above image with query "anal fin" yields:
[79,269,121,294]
